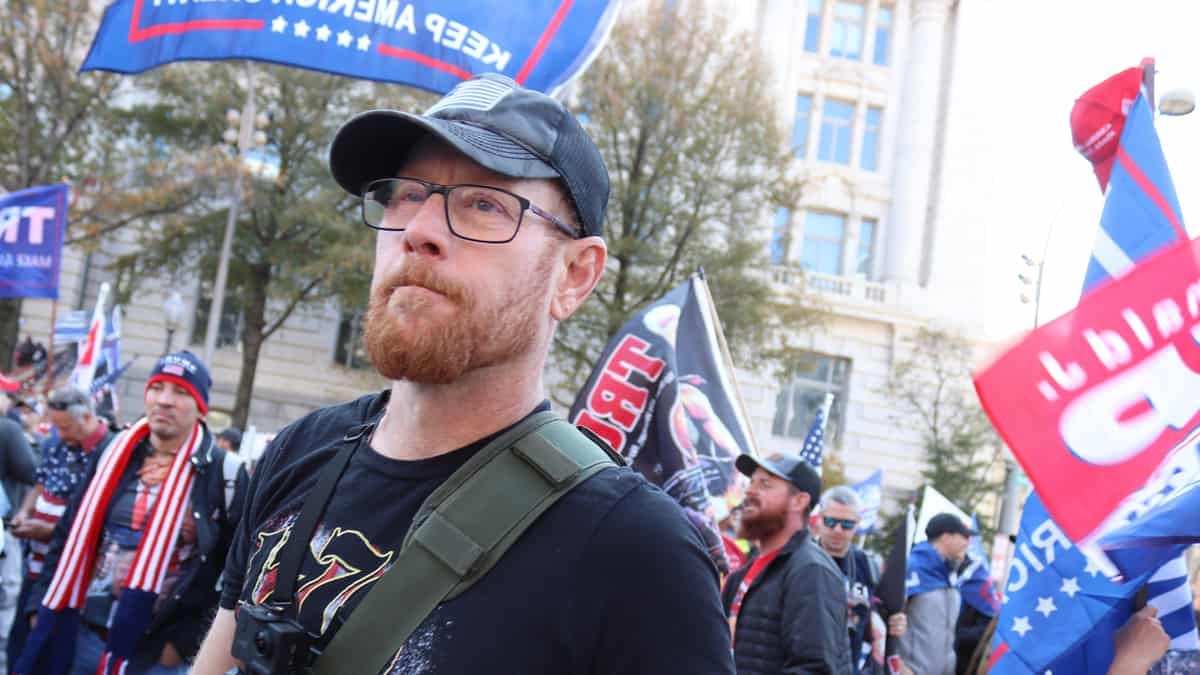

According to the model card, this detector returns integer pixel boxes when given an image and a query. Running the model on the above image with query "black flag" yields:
[570,275,756,571]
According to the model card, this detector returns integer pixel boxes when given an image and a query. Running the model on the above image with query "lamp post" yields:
[204,63,270,366]
[1160,88,1196,117]
[163,291,184,355]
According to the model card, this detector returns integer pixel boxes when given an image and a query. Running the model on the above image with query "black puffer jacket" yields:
[722,529,852,675]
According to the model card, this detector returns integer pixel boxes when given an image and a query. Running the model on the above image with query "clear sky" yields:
[974,1,1200,339]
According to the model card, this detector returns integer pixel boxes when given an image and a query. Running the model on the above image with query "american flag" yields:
[799,393,833,474]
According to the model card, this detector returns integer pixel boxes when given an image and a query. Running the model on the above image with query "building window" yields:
[191,285,242,349]
[873,5,893,66]
[772,352,850,444]
[861,106,883,171]
[830,1,865,60]
[804,0,822,53]
[770,207,791,265]
[793,94,813,158]
[801,212,845,275]
[334,307,371,369]
[857,218,877,278]
[818,99,854,165]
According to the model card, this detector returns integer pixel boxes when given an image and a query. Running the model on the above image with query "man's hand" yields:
[192,607,239,675]
[887,612,907,638]
[10,518,53,542]
[1108,606,1169,675]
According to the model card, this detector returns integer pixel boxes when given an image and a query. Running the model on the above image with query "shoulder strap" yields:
[221,449,245,511]
[271,422,374,605]
[312,412,616,675]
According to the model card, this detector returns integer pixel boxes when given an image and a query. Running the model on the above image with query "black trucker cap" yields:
[328,73,609,239]
[735,451,823,506]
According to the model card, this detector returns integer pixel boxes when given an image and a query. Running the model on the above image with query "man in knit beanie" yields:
[16,350,246,675]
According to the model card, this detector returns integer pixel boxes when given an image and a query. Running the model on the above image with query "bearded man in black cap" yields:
[722,452,852,674]
[193,74,734,675]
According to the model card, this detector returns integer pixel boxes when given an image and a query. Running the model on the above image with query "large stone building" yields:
[16,0,999,508]
[718,0,1000,503]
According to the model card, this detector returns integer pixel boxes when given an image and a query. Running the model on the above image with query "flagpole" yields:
[693,270,760,455]
[205,61,257,367]
[43,299,56,395]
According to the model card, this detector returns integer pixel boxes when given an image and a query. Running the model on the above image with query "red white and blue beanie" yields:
[145,350,211,415]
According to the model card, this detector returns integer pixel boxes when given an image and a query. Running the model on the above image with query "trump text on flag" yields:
[83,1,622,95]
[574,335,667,453]
[0,184,68,300]
[975,235,1200,543]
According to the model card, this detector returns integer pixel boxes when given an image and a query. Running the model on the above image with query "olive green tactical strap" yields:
[311,412,617,675]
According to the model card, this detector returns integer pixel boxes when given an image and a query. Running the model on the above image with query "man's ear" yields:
[789,491,812,516]
[551,238,606,322]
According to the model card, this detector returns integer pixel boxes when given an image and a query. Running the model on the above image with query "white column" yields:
[808,89,826,162]
[850,101,867,169]
[843,213,863,277]
[881,0,954,286]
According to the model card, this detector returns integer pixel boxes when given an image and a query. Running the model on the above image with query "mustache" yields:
[374,262,468,305]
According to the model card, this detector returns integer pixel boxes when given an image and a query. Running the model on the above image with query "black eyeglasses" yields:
[822,516,858,531]
[360,177,580,243]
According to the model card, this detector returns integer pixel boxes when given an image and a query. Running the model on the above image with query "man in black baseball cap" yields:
[898,512,979,674]
[329,72,608,239]
[193,75,735,675]
[723,452,851,673]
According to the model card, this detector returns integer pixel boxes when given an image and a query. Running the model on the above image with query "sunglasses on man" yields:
[822,516,858,531]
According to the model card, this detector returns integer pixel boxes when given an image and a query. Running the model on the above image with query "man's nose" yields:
[402,193,452,258]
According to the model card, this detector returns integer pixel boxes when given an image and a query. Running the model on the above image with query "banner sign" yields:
[81,0,623,94]
[975,235,1200,545]
[0,184,68,300]
[570,276,756,515]
[852,469,882,535]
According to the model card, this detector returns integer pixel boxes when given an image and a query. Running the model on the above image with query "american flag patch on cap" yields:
[426,76,514,116]
[164,364,185,376]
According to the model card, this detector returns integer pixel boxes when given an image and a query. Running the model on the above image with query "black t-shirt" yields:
[221,392,735,674]
[833,547,875,674]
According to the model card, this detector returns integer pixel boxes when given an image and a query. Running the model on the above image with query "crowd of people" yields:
[0,73,1181,674]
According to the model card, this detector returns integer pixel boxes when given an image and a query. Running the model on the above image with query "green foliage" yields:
[110,62,433,424]
[821,448,850,492]
[885,328,1004,531]
[553,0,823,401]
[0,1,219,365]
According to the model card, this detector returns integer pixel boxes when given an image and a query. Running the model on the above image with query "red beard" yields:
[362,254,552,383]
[737,501,788,542]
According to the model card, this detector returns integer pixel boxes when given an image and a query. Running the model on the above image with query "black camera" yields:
[232,603,318,675]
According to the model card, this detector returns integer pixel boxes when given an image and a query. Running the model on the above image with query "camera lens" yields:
[254,630,272,656]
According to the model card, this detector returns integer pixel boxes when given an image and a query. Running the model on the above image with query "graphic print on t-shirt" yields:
[248,510,396,634]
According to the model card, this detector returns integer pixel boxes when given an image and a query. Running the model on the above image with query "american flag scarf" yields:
[15,418,202,675]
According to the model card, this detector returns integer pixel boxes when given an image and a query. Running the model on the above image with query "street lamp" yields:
[1018,254,1045,328]
[204,63,270,366]
[163,291,185,355]
[1159,88,1196,117]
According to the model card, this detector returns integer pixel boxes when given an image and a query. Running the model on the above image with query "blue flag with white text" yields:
[0,184,68,300]
[905,542,952,599]
[81,0,622,95]
[988,495,1149,672]
[992,60,1198,671]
